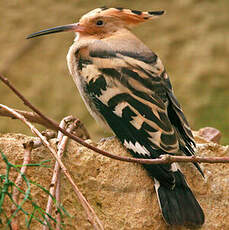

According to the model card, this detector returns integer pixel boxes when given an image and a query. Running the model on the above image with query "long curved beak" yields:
[27,23,84,39]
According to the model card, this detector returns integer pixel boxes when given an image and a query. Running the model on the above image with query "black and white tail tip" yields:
[154,163,205,226]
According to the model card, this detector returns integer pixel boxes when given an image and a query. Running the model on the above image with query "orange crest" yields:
[80,7,165,26]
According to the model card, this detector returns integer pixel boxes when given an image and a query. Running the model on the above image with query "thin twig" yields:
[0,107,90,139]
[55,174,61,230]
[43,116,76,230]
[30,130,56,149]
[0,107,55,129]
[56,117,76,230]
[0,104,104,230]
[11,141,33,230]
[0,74,229,166]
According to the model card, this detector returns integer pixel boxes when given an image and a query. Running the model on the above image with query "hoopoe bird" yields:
[27,7,205,226]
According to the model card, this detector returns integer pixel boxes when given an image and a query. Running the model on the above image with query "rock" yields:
[0,133,229,229]
[197,127,222,144]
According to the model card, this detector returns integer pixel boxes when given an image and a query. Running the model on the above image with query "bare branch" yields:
[0,106,90,139]
[11,141,33,230]
[55,174,61,230]
[0,104,104,230]
[56,117,75,230]
[43,116,76,230]
[0,108,58,129]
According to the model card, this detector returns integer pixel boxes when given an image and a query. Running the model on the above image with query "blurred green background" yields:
[0,0,228,144]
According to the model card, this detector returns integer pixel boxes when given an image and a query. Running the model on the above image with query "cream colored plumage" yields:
[27,7,205,226]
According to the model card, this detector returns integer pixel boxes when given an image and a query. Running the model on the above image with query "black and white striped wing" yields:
[77,45,198,184]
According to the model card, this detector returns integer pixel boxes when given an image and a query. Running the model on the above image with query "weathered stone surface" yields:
[197,127,222,144]
[0,133,229,229]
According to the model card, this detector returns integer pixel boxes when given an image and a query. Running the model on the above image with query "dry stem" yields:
[43,116,76,230]
[55,175,61,230]
[0,107,56,129]
[0,107,90,139]
[11,141,33,230]
[55,117,76,230]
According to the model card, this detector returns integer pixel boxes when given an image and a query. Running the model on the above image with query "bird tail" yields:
[154,164,205,226]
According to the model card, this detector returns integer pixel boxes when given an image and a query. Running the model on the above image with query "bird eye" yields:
[96,20,104,26]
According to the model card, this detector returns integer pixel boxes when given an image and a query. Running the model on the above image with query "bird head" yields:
[27,7,164,39]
